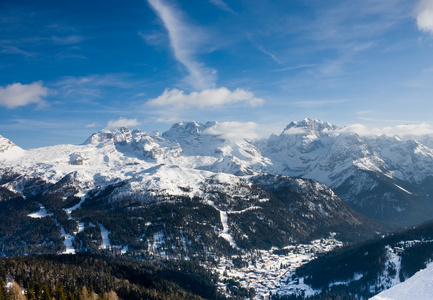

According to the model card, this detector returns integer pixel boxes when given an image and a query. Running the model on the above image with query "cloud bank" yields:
[147,0,216,90]
[106,117,140,129]
[204,121,260,141]
[340,123,433,136]
[0,81,49,108]
[147,87,264,108]
[416,0,433,34]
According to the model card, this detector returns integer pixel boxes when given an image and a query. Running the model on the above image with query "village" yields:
[214,235,344,299]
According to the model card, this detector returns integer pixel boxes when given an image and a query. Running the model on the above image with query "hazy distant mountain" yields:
[257,118,433,225]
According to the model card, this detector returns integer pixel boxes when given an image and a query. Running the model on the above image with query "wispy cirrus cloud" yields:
[293,99,347,108]
[209,0,236,14]
[0,41,36,57]
[339,123,433,136]
[258,46,282,64]
[274,64,318,72]
[54,74,134,101]
[0,81,50,108]
[146,0,217,90]
[147,87,263,108]
[51,35,84,45]
[415,0,433,34]
[85,122,98,128]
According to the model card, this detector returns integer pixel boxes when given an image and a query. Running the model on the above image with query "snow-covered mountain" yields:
[258,118,433,225]
[1,118,433,258]
[0,122,382,258]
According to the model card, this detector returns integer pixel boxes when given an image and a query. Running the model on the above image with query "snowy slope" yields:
[370,262,433,300]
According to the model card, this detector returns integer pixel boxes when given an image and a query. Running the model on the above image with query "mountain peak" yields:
[162,121,218,141]
[282,118,338,136]
[0,134,24,159]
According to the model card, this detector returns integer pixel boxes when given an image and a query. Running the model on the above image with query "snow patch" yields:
[28,204,52,219]
[99,223,112,249]
[219,210,239,249]
[394,184,412,195]
[61,227,76,254]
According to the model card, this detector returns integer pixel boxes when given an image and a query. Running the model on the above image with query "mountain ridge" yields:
[0,120,390,259]
[2,119,433,226]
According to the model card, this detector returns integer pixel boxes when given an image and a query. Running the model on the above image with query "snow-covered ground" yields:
[27,204,52,219]
[370,246,402,294]
[61,228,76,254]
[370,262,433,300]
[99,223,112,249]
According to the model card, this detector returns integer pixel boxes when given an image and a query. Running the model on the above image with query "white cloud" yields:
[147,0,216,90]
[106,117,140,129]
[0,81,49,108]
[338,124,374,136]
[204,122,260,141]
[339,123,433,136]
[147,87,264,108]
[274,64,318,72]
[416,0,433,34]
[209,0,236,14]
[259,46,282,64]
[283,127,308,135]
[85,122,97,128]
[51,35,83,45]
[55,74,133,100]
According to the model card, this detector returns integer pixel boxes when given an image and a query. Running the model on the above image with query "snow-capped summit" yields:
[282,118,338,136]
[161,121,217,141]
[0,135,24,160]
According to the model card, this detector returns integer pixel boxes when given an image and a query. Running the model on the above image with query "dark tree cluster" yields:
[0,254,225,300]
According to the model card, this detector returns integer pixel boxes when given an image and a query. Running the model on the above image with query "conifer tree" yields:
[54,283,67,300]
[0,279,7,300]
[101,290,119,300]
[7,282,26,300]
[25,284,36,300]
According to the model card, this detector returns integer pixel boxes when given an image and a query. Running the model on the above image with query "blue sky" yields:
[1,0,433,148]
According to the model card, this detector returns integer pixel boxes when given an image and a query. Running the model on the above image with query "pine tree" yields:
[7,282,26,300]
[54,283,67,300]
[66,291,75,300]
[0,279,7,300]
[25,284,36,300]
[101,291,119,300]
[79,286,99,300]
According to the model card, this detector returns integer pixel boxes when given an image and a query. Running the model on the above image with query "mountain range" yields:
[2,118,433,298]
[1,119,433,258]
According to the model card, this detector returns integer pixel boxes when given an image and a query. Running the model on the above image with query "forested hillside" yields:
[273,220,433,299]
[0,254,225,300]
